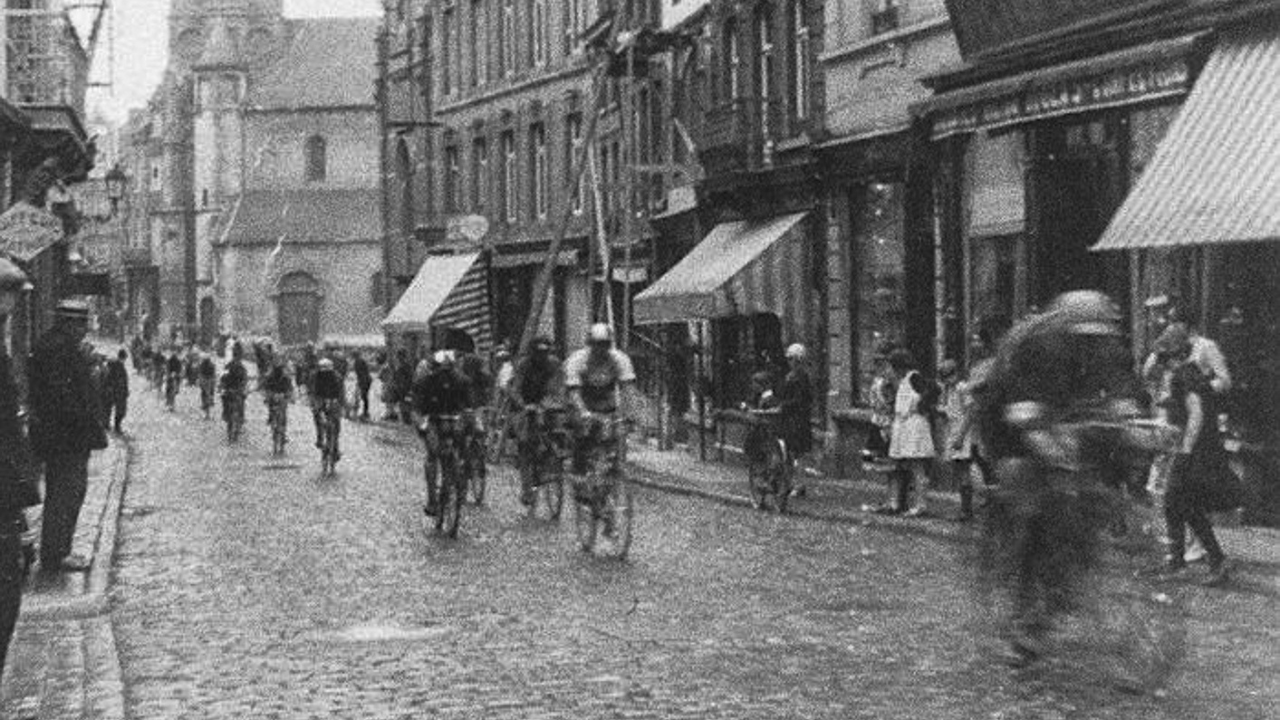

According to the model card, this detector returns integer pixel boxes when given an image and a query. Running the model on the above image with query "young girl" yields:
[887,349,937,517]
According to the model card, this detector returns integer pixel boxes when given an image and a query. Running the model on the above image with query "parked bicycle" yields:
[422,414,468,538]
[743,407,791,513]
[572,412,633,558]
[518,405,568,520]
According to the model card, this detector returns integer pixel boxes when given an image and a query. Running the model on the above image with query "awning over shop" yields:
[1094,28,1280,250]
[634,212,809,327]
[381,251,492,350]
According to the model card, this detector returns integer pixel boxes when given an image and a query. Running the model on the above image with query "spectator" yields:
[353,352,372,421]
[103,350,130,434]
[886,349,938,517]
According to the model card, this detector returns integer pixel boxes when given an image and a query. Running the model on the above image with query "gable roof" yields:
[247,18,379,110]
[222,188,381,247]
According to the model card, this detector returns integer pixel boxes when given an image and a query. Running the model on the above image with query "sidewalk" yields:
[624,438,1280,584]
[1,435,129,720]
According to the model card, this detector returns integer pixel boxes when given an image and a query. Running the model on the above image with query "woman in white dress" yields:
[888,349,937,517]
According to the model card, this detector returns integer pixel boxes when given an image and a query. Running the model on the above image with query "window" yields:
[305,135,327,182]
[501,0,516,77]
[871,0,900,36]
[470,0,484,87]
[525,0,536,67]
[567,112,584,215]
[533,0,549,66]
[755,6,774,138]
[371,270,385,307]
[444,145,460,213]
[724,18,740,102]
[790,0,809,122]
[441,6,454,96]
[530,123,548,219]
[202,188,209,208]
[471,137,488,211]
[501,131,517,223]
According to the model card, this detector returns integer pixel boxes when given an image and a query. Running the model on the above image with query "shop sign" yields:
[932,57,1191,139]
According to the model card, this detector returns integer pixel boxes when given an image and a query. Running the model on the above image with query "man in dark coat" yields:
[28,300,106,573]
[103,350,130,433]
[777,343,814,495]
[0,259,41,680]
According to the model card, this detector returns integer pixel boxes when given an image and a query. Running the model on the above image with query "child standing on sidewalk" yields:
[888,349,938,518]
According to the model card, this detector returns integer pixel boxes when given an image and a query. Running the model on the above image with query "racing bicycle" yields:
[572,412,633,558]
[743,407,791,513]
[422,414,468,538]
[316,398,342,476]
[266,392,290,456]
[518,405,567,520]
[222,390,246,442]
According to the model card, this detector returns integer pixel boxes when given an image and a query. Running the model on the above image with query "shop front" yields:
[380,249,493,357]
[918,32,1207,365]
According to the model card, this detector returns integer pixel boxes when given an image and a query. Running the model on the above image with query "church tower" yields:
[168,0,284,71]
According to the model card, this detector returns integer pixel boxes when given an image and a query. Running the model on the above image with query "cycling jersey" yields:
[220,360,248,394]
[312,369,344,402]
[563,348,635,414]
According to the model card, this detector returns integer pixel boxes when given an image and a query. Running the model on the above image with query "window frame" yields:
[530,122,549,220]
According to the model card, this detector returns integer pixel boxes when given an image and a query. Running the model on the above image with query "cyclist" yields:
[411,350,472,516]
[564,323,638,477]
[197,352,218,419]
[164,350,183,410]
[311,357,344,462]
[454,344,492,491]
[262,356,294,446]
[513,336,564,506]
[219,348,249,435]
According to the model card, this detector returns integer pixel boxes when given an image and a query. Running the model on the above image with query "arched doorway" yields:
[275,271,321,345]
[199,296,216,348]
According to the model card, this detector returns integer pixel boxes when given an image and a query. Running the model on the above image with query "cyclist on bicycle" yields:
[514,336,564,506]
[197,352,217,417]
[164,350,183,408]
[311,357,344,461]
[411,350,472,516]
[564,323,638,476]
[454,344,492,487]
[219,349,249,429]
[263,356,294,436]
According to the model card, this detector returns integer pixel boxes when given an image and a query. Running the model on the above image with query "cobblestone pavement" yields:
[109,387,1279,720]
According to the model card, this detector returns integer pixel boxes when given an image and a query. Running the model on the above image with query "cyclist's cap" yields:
[433,349,455,365]
[785,343,807,361]
[588,323,613,344]
[532,337,552,351]
[318,358,334,370]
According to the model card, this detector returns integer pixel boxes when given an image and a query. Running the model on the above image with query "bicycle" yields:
[222,390,246,443]
[316,398,342,476]
[199,377,216,419]
[422,414,468,538]
[743,407,792,513]
[464,410,487,505]
[572,413,633,558]
[266,392,290,456]
[164,371,181,411]
[518,406,567,520]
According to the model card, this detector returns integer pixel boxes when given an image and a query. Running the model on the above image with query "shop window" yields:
[969,234,1026,346]
[712,313,783,410]
[853,181,906,402]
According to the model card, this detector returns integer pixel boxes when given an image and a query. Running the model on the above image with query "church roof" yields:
[221,188,381,247]
[247,18,379,110]
[194,15,243,69]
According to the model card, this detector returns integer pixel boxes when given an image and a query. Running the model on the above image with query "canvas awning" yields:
[634,212,810,331]
[1094,28,1280,250]
[381,252,491,349]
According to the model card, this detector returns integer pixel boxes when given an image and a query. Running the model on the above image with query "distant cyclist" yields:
[514,336,564,505]
[197,352,218,418]
[311,357,344,462]
[563,323,638,475]
[219,348,249,434]
[164,350,183,410]
[262,356,294,443]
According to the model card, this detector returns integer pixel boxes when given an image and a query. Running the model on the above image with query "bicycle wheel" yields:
[573,480,597,553]
[469,438,487,505]
[746,451,769,510]
[600,476,634,559]
[541,468,565,521]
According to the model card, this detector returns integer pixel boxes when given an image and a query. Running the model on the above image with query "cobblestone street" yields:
[104,386,1279,720]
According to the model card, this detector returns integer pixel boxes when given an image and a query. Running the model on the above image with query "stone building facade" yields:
[132,0,382,348]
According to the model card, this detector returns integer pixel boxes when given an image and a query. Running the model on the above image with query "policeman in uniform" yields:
[28,299,106,573]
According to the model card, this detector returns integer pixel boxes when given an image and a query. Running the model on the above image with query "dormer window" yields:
[305,135,327,182]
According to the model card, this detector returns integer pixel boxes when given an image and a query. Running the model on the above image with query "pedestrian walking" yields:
[1152,323,1245,586]
[777,343,813,496]
[103,350,130,433]
[353,351,372,420]
[886,349,938,517]
[28,300,108,573]
[0,259,41,680]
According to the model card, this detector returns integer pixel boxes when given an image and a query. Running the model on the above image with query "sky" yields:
[86,0,382,123]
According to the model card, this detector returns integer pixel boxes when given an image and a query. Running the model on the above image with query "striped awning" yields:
[381,252,491,351]
[634,212,811,334]
[1094,28,1280,250]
